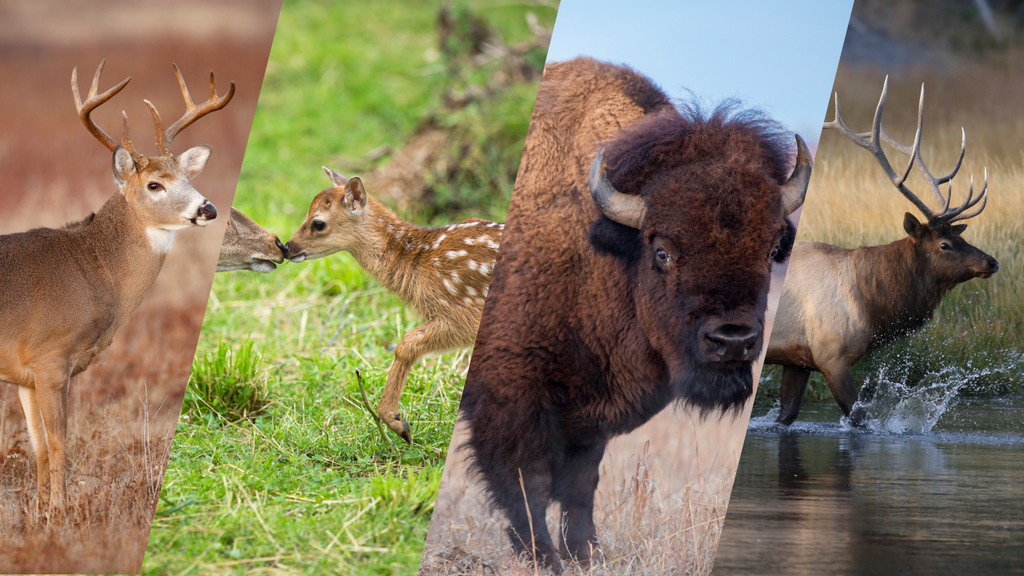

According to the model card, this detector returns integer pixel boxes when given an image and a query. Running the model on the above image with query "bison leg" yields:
[820,363,866,427]
[776,365,811,425]
[553,442,606,566]
[505,464,561,573]
[378,320,464,443]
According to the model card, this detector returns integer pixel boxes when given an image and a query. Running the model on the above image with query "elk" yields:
[284,168,503,442]
[766,78,998,426]
[0,60,232,518]
[216,207,286,272]
[459,57,809,572]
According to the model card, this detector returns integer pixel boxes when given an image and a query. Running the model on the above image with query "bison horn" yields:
[589,148,646,229]
[779,134,812,217]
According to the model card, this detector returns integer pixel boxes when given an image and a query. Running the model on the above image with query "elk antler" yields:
[150,64,235,156]
[824,76,987,226]
[72,60,148,166]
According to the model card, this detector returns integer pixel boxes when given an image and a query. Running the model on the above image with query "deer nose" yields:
[988,257,999,273]
[198,201,217,220]
[276,238,287,255]
[702,322,760,363]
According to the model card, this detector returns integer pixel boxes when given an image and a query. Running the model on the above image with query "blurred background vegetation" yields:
[143,1,557,574]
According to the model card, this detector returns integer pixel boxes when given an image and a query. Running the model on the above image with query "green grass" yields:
[142,1,556,573]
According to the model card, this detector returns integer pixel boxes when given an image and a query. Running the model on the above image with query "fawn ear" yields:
[323,166,349,187]
[345,177,368,214]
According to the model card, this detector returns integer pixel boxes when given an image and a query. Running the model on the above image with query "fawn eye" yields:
[147,182,163,192]
[939,242,951,251]
[312,220,326,232]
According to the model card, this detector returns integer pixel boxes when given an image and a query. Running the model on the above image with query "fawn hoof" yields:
[387,413,412,444]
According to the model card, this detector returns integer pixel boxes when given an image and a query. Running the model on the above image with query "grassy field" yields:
[142,1,556,574]
[758,59,1024,405]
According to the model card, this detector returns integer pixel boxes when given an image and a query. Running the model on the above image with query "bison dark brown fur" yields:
[458,57,807,572]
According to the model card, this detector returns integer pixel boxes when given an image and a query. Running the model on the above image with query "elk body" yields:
[459,57,809,572]
[216,207,286,272]
[766,78,998,426]
[0,61,232,518]
[284,168,503,442]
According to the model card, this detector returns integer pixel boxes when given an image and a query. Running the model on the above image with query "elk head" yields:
[825,77,998,286]
[588,117,810,413]
[73,60,231,251]
[284,167,370,263]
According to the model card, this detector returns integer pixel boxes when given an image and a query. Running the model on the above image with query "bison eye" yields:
[770,245,780,260]
[939,242,951,251]
[147,182,163,192]
[655,247,671,264]
[312,220,326,232]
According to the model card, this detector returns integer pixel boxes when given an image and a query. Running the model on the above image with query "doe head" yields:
[284,167,369,263]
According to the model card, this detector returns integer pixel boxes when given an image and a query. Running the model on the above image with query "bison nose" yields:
[276,238,287,256]
[702,323,760,363]
[198,202,217,220]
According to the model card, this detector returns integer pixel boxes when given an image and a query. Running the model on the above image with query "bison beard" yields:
[459,57,806,573]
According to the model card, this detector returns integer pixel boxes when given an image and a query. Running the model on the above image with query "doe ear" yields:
[903,212,924,239]
[345,177,368,214]
[112,146,137,189]
[179,145,213,180]
[951,223,968,236]
[323,166,349,187]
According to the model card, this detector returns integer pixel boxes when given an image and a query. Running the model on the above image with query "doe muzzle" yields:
[198,201,217,221]
[275,238,287,256]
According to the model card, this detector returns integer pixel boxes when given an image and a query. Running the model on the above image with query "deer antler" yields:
[72,60,148,166]
[150,64,235,156]
[824,76,987,226]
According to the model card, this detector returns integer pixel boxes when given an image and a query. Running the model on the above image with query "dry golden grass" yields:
[0,1,279,571]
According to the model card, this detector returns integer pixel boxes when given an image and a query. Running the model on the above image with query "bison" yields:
[458,57,810,572]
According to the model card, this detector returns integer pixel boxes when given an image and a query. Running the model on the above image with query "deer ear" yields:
[345,177,368,214]
[903,213,923,239]
[112,146,137,189]
[951,223,967,236]
[323,166,349,187]
[179,145,212,180]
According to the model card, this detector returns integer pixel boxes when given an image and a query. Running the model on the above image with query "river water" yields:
[713,396,1024,575]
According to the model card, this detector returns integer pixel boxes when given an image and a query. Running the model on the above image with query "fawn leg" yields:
[776,365,812,425]
[378,320,461,442]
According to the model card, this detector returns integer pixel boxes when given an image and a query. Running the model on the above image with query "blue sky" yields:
[545,0,854,146]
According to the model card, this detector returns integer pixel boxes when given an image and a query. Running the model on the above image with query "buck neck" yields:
[79,192,169,309]
[856,236,957,349]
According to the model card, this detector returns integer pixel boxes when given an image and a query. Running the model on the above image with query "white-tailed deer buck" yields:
[284,168,503,442]
[766,78,998,426]
[0,60,232,518]
[216,207,286,272]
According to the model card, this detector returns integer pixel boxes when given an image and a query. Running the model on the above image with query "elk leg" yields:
[553,441,606,566]
[506,465,561,573]
[17,386,50,511]
[820,364,865,426]
[776,365,811,425]
[378,320,462,443]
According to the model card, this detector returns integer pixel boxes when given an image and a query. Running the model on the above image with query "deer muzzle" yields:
[195,201,218,225]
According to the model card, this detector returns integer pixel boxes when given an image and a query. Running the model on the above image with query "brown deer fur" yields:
[216,207,286,273]
[0,61,229,518]
[284,168,503,442]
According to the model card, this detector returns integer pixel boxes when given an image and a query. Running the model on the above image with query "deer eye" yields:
[147,182,163,192]
[939,242,951,251]
[312,220,326,232]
